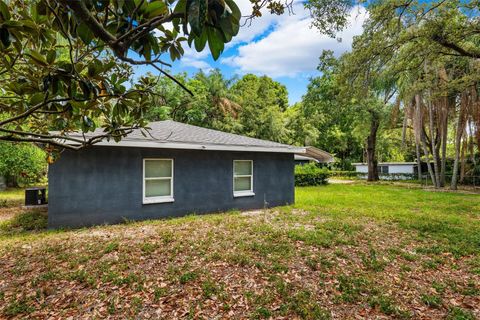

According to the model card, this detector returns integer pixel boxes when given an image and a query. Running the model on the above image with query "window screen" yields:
[143,159,173,203]
[233,160,253,195]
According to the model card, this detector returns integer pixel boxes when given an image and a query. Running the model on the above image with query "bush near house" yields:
[0,210,47,234]
[0,142,46,187]
[330,171,363,179]
[330,171,417,181]
[294,164,330,186]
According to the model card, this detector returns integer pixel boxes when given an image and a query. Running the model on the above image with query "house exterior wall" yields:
[388,164,414,174]
[353,164,414,174]
[48,146,294,228]
[354,165,368,173]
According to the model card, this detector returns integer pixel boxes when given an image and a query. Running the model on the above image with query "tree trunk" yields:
[415,94,437,187]
[451,132,463,190]
[415,140,422,181]
[427,98,441,188]
[367,111,380,181]
[438,67,450,187]
[409,100,423,182]
[439,97,451,187]
[460,136,467,183]
[451,92,468,190]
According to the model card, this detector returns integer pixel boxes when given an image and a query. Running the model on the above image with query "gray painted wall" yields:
[48,146,294,228]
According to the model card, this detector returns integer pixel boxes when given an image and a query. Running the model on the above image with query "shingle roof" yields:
[127,120,291,148]
[352,162,416,165]
[69,120,304,153]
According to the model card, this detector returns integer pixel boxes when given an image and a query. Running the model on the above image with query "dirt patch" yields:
[0,207,26,223]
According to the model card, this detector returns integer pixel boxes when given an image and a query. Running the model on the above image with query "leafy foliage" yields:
[0,210,47,234]
[294,164,329,186]
[147,71,292,142]
[0,0,351,154]
[0,142,45,187]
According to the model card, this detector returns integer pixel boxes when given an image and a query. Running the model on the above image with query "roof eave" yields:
[63,139,305,154]
[296,146,334,163]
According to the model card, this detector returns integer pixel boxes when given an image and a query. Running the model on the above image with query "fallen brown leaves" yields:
[0,208,478,320]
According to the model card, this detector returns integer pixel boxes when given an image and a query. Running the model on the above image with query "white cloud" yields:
[226,0,282,46]
[222,6,367,77]
[178,42,212,70]
[177,0,277,68]
[180,56,212,71]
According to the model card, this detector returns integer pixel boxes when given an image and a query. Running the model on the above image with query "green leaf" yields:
[145,1,167,18]
[231,18,239,36]
[47,50,56,64]
[29,93,45,105]
[218,15,234,41]
[3,20,24,28]
[144,42,152,61]
[194,29,207,51]
[28,50,48,66]
[0,26,10,48]
[224,0,240,21]
[173,0,187,14]
[169,46,178,61]
[88,64,98,77]
[187,0,207,37]
[36,1,47,15]
[77,23,94,45]
[207,27,224,60]
[79,80,92,99]
[0,0,10,21]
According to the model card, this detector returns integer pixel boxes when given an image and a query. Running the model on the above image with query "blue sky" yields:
[134,1,367,104]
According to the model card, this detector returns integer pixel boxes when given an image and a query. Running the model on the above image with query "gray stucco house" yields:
[48,120,322,228]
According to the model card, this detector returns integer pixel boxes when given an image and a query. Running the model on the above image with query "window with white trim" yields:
[233,160,254,197]
[143,159,174,204]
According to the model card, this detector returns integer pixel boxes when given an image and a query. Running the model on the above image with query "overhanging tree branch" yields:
[431,35,480,58]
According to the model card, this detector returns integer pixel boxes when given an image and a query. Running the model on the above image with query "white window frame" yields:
[143,158,174,204]
[233,160,255,197]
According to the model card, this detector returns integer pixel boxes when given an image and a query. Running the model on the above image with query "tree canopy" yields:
[317,0,480,186]
[0,0,350,160]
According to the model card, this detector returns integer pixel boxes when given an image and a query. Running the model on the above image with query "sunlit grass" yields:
[0,182,479,318]
[294,184,480,255]
[0,188,25,207]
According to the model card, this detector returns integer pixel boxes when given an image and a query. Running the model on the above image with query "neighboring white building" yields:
[352,162,417,175]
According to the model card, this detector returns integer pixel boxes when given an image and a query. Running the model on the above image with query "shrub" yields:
[330,170,417,181]
[295,164,330,186]
[0,142,46,187]
[0,210,47,234]
[329,171,363,178]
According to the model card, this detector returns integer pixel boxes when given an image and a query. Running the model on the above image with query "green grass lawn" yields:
[0,188,24,208]
[0,183,479,319]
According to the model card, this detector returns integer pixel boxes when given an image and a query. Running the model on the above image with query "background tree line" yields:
[0,0,479,190]
[140,68,415,171]
[334,0,480,189]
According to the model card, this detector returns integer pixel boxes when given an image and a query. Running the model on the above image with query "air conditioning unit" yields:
[25,187,47,206]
